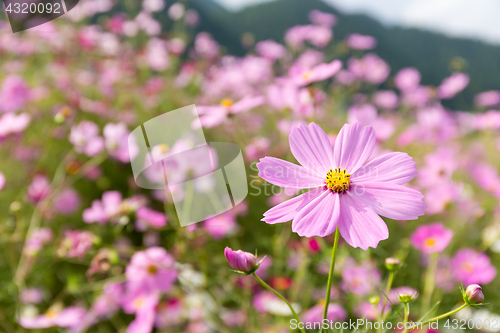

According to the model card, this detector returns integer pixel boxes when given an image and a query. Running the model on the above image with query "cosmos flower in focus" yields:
[410,223,454,254]
[257,122,425,249]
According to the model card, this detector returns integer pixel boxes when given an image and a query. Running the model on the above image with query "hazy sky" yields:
[213,0,500,45]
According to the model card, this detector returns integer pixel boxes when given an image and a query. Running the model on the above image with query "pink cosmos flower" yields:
[288,60,342,86]
[19,288,43,305]
[54,188,81,215]
[203,211,238,239]
[347,104,395,141]
[245,137,270,161]
[126,247,177,293]
[410,223,453,254]
[373,90,398,109]
[146,38,170,71]
[285,25,332,49]
[424,181,461,215]
[389,286,418,304]
[309,10,336,28]
[83,191,123,224]
[346,34,377,50]
[25,227,53,256]
[104,123,138,162]
[437,72,469,99]
[418,147,458,188]
[341,259,381,295]
[194,32,219,58]
[60,230,95,259]
[195,95,265,129]
[348,53,390,85]
[0,112,31,139]
[27,175,51,204]
[394,67,421,91]
[0,171,5,191]
[224,247,258,274]
[474,90,500,107]
[355,302,390,320]
[257,122,425,249]
[69,121,105,157]
[221,309,247,327]
[19,306,86,330]
[451,249,497,286]
[155,299,184,328]
[0,75,30,113]
[255,40,286,60]
[135,207,167,231]
[302,303,347,325]
[122,290,159,333]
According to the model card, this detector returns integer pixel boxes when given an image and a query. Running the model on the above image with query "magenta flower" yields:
[474,90,500,107]
[19,288,43,305]
[0,75,30,113]
[346,34,377,50]
[224,247,258,274]
[69,121,104,157]
[255,40,286,60]
[54,188,81,215]
[309,10,336,28]
[104,123,138,162]
[465,284,484,304]
[289,60,342,86]
[0,171,5,191]
[437,72,470,99]
[83,191,123,224]
[126,247,177,293]
[0,112,31,139]
[410,223,453,254]
[27,175,51,204]
[135,207,167,231]
[373,90,398,109]
[394,67,421,91]
[204,213,238,239]
[341,259,381,295]
[348,53,390,85]
[451,249,497,286]
[59,230,95,259]
[302,303,347,325]
[19,306,86,330]
[122,290,159,333]
[257,122,425,249]
[25,227,53,256]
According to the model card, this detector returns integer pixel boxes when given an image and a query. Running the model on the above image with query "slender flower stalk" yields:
[377,270,395,333]
[403,303,468,333]
[421,253,438,314]
[403,303,410,327]
[252,273,306,333]
[320,227,340,333]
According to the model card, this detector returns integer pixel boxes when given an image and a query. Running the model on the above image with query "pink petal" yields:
[334,122,375,173]
[351,182,426,220]
[351,152,417,185]
[230,95,265,114]
[338,193,389,250]
[262,190,321,224]
[292,190,340,237]
[257,157,325,189]
[289,122,334,175]
[310,60,342,82]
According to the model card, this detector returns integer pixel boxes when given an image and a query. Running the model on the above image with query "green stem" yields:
[403,303,410,327]
[377,270,395,333]
[252,273,306,333]
[403,303,467,333]
[320,227,341,333]
[421,253,439,315]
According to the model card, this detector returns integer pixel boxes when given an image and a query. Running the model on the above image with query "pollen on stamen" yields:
[325,168,351,193]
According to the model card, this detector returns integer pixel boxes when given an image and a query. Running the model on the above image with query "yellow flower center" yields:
[45,311,58,318]
[302,70,313,80]
[326,168,351,193]
[220,98,234,107]
[158,144,170,153]
[425,238,436,247]
[147,265,158,274]
[133,297,144,309]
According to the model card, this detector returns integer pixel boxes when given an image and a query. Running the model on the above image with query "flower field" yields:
[0,1,499,332]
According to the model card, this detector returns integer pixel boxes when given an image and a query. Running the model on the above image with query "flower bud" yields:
[224,247,259,275]
[369,295,380,305]
[398,292,418,304]
[465,284,484,305]
[385,257,402,271]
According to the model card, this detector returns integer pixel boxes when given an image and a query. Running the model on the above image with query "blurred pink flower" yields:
[83,191,123,224]
[60,230,94,259]
[245,137,270,161]
[168,3,185,20]
[27,175,51,204]
[221,309,246,327]
[348,53,390,84]
[126,247,177,293]
[451,249,497,285]
[19,288,43,305]
[143,0,165,12]
[104,123,138,162]
[203,211,238,239]
[25,227,53,256]
[135,207,167,231]
[474,90,500,107]
[285,25,332,49]
[256,40,286,60]
[258,122,425,249]
[195,95,265,129]
[184,9,200,28]
[309,10,336,28]
[194,32,219,58]
[373,90,398,109]
[424,181,461,215]
[155,299,183,328]
[342,259,381,295]
[410,223,453,254]
[401,86,432,108]
[69,121,104,157]
[389,286,418,303]
[0,75,30,113]
[394,67,421,91]
[474,110,500,131]
[54,188,81,215]
[92,282,123,317]
[347,104,395,141]
[19,306,86,330]
[0,171,4,191]
[289,60,342,86]
[355,301,390,320]
[346,34,377,50]
[437,72,469,99]
[146,38,170,71]
[302,303,347,325]
[0,112,31,139]
[122,291,159,333]
[418,147,458,188]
